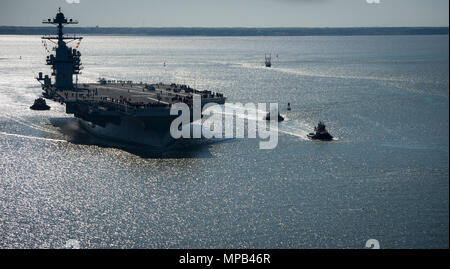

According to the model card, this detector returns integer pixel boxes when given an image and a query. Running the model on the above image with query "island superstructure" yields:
[36,9,226,147]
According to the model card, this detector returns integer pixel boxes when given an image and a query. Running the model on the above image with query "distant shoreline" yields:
[0,26,448,36]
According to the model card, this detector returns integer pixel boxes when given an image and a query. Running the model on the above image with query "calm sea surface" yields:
[0,35,448,248]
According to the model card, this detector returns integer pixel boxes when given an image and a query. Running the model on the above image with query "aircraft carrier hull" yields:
[42,82,225,148]
[79,116,176,148]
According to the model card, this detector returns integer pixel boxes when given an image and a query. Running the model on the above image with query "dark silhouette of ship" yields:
[264,112,284,122]
[30,97,50,110]
[307,121,333,141]
[265,54,272,67]
[35,9,226,147]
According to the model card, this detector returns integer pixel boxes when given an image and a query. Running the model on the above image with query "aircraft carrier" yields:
[36,9,226,147]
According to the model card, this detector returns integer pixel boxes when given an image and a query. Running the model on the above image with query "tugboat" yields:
[30,97,50,110]
[265,54,272,68]
[265,112,284,122]
[307,121,333,141]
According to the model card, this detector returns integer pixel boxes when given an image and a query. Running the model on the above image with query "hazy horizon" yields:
[0,0,448,28]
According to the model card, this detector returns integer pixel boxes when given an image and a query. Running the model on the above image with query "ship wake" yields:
[214,103,312,141]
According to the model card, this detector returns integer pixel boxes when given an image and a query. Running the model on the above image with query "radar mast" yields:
[41,8,82,89]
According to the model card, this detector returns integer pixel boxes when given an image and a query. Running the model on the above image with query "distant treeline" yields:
[0,26,448,36]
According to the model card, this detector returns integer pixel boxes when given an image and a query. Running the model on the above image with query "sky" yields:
[0,0,448,27]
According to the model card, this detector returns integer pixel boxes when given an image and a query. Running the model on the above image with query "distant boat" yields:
[287,103,291,111]
[265,54,271,67]
[265,112,284,122]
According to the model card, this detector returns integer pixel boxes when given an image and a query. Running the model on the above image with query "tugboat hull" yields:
[307,132,333,141]
[30,97,50,110]
[265,113,284,122]
[30,105,50,110]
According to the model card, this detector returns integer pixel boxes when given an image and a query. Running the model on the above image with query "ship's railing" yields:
[41,35,83,40]
[59,83,225,112]
[70,94,173,113]
[64,91,227,111]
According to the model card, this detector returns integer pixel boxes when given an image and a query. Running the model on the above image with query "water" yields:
[0,35,448,248]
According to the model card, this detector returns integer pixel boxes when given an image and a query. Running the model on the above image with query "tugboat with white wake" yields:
[307,121,333,141]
